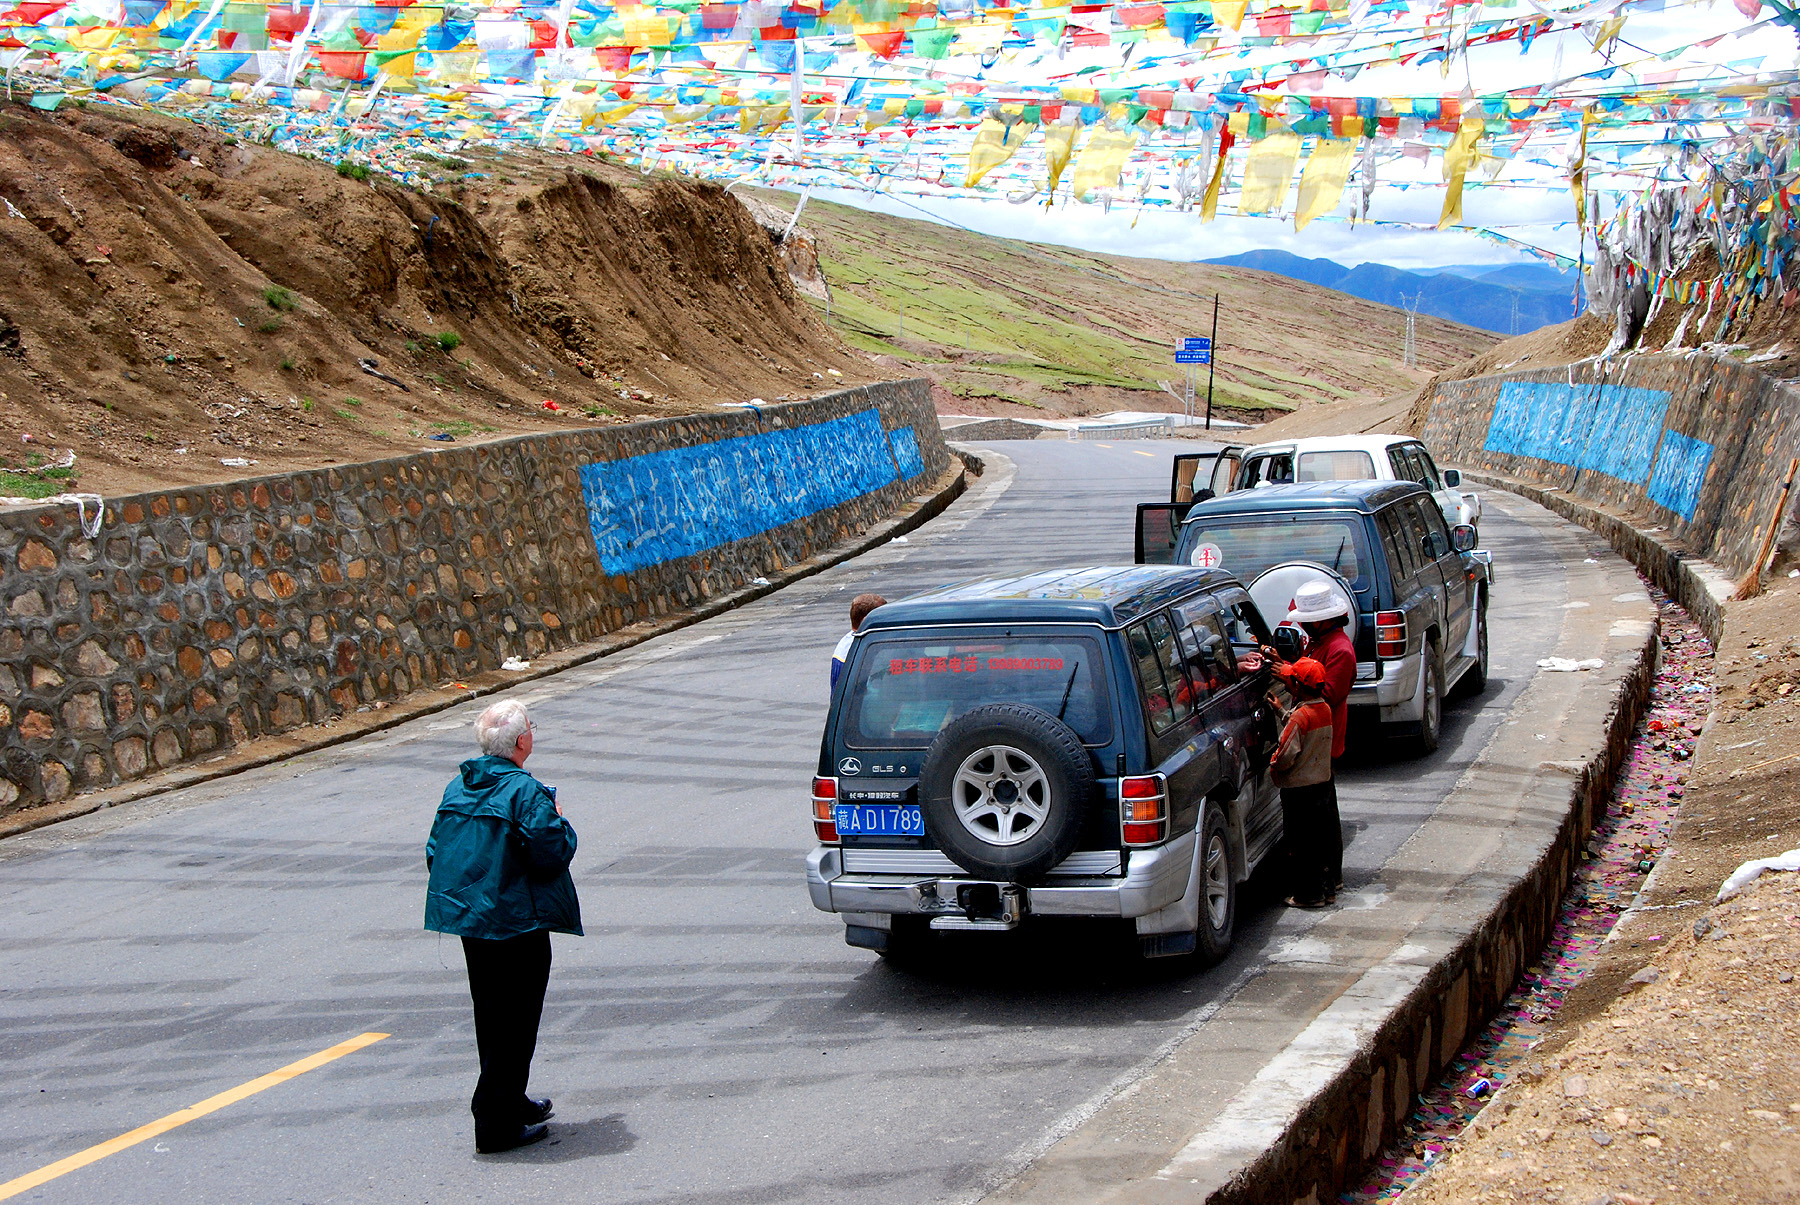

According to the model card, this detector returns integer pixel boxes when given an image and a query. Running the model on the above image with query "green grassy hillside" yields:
[758,189,1499,421]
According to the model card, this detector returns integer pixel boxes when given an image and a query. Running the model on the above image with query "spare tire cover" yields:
[917,704,1095,883]
[1247,562,1360,647]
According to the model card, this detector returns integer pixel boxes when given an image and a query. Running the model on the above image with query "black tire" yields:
[918,704,1094,882]
[1409,643,1443,757]
[1194,800,1237,964]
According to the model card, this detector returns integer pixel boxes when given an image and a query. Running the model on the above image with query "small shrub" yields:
[279,356,295,371]
[300,397,313,412]
[343,396,363,407]
[256,317,283,334]
[332,407,358,420]
[434,331,463,352]
[404,340,422,355]
[0,470,65,499]
[262,285,295,311]
[335,160,370,181]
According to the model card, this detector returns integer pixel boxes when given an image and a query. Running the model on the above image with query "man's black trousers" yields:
[461,928,552,1143]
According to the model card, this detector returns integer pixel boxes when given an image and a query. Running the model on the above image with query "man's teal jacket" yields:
[424,755,583,940]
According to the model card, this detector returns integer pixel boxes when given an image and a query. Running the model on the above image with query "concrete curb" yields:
[1463,468,1734,645]
[1133,495,1661,1205]
[0,457,973,842]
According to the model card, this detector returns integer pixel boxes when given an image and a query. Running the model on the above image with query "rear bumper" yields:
[806,832,1196,921]
[1351,651,1423,723]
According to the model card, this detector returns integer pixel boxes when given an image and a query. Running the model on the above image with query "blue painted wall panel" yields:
[888,426,925,480]
[578,410,901,575]
[1483,381,1671,485]
[1647,431,1714,520]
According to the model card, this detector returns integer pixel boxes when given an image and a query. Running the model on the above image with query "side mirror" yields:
[1270,626,1307,662]
[1442,468,1462,488]
[1450,523,1478,553]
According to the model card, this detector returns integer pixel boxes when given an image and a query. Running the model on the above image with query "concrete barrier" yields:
[1426,351,1800,581]
[0,380,946,813]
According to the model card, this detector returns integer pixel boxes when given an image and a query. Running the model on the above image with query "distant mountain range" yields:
[1201,250,1582,336]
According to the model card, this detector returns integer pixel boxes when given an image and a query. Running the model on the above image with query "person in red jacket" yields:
[1268,657,1336,909]
[1278,581,1355,895]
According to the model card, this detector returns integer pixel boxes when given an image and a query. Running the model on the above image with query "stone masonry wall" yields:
[1425,352,1800,579]
[0,380,948,814]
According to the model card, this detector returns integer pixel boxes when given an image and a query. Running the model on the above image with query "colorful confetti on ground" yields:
[1341,579,1714,1203]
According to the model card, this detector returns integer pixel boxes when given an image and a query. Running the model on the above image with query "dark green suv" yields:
[805,565,1280,962]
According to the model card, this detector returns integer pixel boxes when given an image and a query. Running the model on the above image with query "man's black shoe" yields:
[476,1123,549,1154]
[522,1098,554,1124]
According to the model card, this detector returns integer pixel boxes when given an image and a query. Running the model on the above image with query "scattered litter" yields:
[751,576,771,586]
[220,457,255,467]
[1716,848,1800,902]
[827,369,842,377]
[428,433,455,442]
[1537,657,1605,672]
[1465,1077,1492,1098]
[542,399,561,410]
[893,536,909,544]
[450,681,470,690]
[1584,557,1600,564]
[358,358,410,391]
[1346,581,1712,1203]
[19,433,32,443]
[2,196,25,220]
[500,657,531,671]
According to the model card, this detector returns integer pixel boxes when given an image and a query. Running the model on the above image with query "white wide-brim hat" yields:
[1288,579,1350,624]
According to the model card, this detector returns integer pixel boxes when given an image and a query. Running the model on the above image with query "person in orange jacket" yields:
[1269,657,1338,909]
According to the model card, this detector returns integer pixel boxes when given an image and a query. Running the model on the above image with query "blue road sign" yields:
[1179,336,1212,351]
[1175,349,1211,364]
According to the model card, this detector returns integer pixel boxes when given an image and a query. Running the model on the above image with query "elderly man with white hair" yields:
[425,698,582,1154]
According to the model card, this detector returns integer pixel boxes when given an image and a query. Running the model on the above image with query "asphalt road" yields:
[0,439,1570,1204]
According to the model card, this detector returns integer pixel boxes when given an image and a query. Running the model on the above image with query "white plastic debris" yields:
[893,536,909,544]
[220,457,255,467]
[1716,848,1800,902]
[1537,657,1605,672]
[500,656,531,671]
[751,576,771,586]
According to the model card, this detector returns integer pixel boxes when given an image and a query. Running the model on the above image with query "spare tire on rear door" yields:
[918,704,1096,882]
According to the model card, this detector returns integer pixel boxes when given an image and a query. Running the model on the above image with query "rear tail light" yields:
[1119,774,1167,846]
[1375,610,1407,660]
[812,776,839,843]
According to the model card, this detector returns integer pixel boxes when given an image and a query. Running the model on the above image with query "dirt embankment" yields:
[0,102,882,497]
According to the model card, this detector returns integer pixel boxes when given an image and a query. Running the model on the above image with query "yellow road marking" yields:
[1094,442,1114,449]
[0,1032,389,1201]
[1131,450,1157,458]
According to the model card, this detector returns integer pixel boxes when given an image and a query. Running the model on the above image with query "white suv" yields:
[1235,435,1480,532]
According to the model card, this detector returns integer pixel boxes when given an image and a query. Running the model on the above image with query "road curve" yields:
[0,439,1573,1205]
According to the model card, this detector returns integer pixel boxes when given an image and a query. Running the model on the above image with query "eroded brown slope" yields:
[0,102,878,496]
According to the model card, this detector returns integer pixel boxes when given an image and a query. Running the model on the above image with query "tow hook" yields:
[929,883,1025,932]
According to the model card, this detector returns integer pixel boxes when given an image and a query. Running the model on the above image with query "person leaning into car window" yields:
[832,593,888,690]
[1262,581,1354,895]
[1268,658,1337,909]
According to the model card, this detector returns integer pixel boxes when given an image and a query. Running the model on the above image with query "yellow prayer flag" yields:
[1043,120,1083,201]
[1438,117,1483,230]
[1202,137,1231,222]
[1071,125,1138,201]
[1239,125,1300,216]
[1571,108,1593,232]
[1294,136,1355,231]
[964,117,1030,186]
[1211,0,1248,30]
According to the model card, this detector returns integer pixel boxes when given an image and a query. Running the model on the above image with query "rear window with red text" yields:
[844,635,1112,748]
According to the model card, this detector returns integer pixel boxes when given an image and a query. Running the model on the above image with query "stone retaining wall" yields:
[1426,352,1800,579]
[0,380,946,813]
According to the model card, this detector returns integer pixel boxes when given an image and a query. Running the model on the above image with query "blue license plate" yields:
[834,803,924,837]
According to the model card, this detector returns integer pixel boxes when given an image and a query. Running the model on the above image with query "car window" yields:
[1296,450,1376,482]
[1387,446,1412,481]
[1213,454,1242,494]
[1147,613,1197,729]
[1240,452,1295,489]
[1408,497,1449,560]
[1376,506,1418,583]
[1128,620,1178,735]
[1181,513,1370,592]
[1212,587,1268,648]
[1179,608,1238,692]
[1414,446,1445,490]
[845,634,1112,747]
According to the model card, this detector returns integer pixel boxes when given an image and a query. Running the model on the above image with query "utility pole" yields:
[1204,293,1219,431]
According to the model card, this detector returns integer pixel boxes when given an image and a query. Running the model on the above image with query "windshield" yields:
[843,633,1112,748]
[1296,450,1376,482]
[1177,513,1372,592]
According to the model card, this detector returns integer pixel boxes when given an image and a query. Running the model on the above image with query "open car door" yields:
[1135,502,1194,564]
[1169,447,1246,502]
